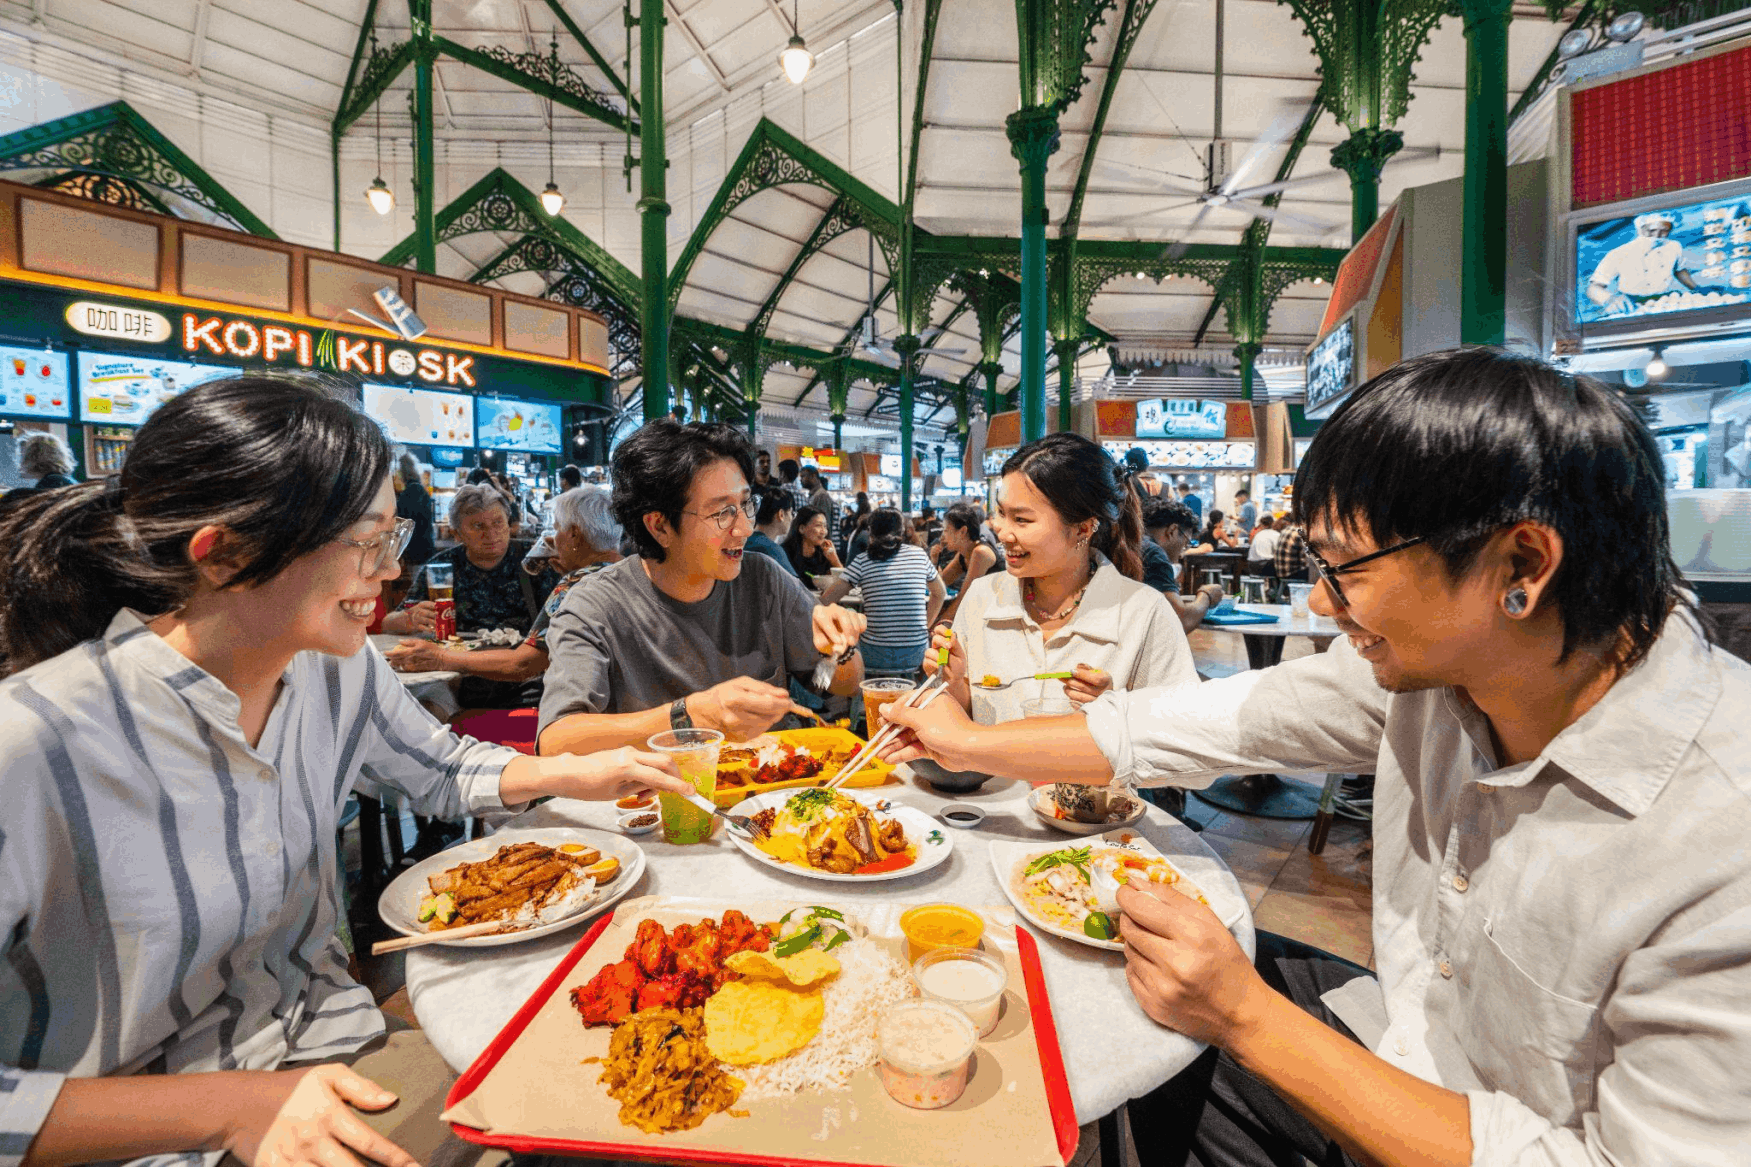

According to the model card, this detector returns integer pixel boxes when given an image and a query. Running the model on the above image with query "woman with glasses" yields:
[538,418,866,757]
[0,377,694,1167]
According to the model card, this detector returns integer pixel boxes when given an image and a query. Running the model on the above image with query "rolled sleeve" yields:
[0,1068,66,1167]
[1084,636,1387,789]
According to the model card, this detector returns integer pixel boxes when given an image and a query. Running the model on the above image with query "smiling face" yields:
[456,502,511,566]
[801,512,828,547]
[1306,516,1506,693]
[992,470,1093,580]
[943,521,974,556]
[652,457,753,584]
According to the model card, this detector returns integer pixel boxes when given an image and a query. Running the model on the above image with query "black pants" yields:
[1128,932,1371,1167]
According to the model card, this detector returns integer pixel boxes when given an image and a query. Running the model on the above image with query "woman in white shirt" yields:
[925,433,1197,728]
[0,377,692,1167]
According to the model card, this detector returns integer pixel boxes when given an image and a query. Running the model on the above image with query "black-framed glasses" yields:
[335,516,415,577]
[685,498,758,531]
[1305,536,1426,608]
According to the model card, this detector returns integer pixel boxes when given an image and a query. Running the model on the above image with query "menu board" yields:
[1304,319,1355,416]
[78,352,235,426]
[363,383,474,448]
[1135,399,1226,439]
[477,396,563,454]
[0,345,71,420]
[1575,192,1751,325]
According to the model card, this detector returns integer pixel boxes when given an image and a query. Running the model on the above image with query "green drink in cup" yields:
[647,728,724,844]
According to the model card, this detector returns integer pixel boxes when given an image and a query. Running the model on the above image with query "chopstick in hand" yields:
[826,676,949,790]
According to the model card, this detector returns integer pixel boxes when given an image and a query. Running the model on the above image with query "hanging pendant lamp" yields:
[779,0,813,84]
[364,38,395,216]
[541,32,566,215]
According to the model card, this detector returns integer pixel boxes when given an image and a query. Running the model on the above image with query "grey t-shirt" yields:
[537,551,821,734]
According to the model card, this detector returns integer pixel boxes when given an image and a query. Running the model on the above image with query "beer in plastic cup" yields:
[861,678,915,734]
[647,728,723,845]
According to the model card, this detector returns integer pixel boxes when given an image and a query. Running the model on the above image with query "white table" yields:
[404,770,1255,1127]
[369,633,462,687]
[1196,604,1344,819]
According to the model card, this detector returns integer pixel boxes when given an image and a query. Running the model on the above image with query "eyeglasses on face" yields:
[1305,536,1426,608]
[336,516,415,576]
[685,498,758,531]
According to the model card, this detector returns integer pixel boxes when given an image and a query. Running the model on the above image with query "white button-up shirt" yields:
[1084,616,1751,1166]
[0,612,521,1167]
[952,553,1197,725]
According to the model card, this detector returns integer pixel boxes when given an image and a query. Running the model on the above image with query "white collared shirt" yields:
[952,553,1198,725]
[1084,616,1751,1166]
[0,611,521,1167]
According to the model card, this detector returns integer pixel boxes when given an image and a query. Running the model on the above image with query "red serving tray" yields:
[444,909,1081,1167]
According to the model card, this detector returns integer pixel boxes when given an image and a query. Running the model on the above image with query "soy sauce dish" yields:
[938,804,986,829]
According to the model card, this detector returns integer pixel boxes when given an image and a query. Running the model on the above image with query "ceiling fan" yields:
[836,234,966,366]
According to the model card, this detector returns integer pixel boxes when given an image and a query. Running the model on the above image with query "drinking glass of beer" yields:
[646,729,724,845]
[426,563,456,640]
[860,678,915,736]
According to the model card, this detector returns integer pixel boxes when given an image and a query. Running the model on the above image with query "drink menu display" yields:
[362,383,474,447]
[0,345,71,420]
[78,352,235,426]
[476,395,563,454]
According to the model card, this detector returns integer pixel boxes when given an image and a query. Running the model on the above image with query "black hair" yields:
[1234,487,1250,499]
[866,508,905,562]
[1124,447,1150,474]
[778,458,800,482]
[466,466,493,485]
[943,503,981,538]
[1204,508,1226,529]
[782,505,826,565]
[755,484,794,527]
[800,464,822,486]
[855,491,871,514]
[610,417,755,563]
[559,463,583,489]
[1143,497,1199,537]
[1002,432,1145,581]
[0,376,389,676]
[1293,347,1690,669]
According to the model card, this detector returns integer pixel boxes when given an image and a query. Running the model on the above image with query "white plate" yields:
[377,826,646,947]
[989,832,1245,952]
[1028,785,1148,836]
[723,790,953,882]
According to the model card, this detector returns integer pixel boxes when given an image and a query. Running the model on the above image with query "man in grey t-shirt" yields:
[538,419,865,754]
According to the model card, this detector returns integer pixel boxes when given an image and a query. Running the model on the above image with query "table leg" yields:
[1098,1105,1125,1167]
[1241,633,1285,670]
[356,795,388,901]
[1308,773,1344,854]
[1192,775,1323,819]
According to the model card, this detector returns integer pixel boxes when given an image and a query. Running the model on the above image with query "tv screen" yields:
[1135,398,1227,439]
[1305,320,1355,415]
[0,345,70,421]
[476,396,563,454]
[363,383,474,448]
[1574,193,1751,326]
[78,352,234,426]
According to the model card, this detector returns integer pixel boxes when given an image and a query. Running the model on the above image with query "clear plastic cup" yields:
[875,999,978,1109]
[911,946,1007,1036]
[646,728,723,845]
[425,562,454,601]
[1287,582,1313,618]
[1021,698,1076,718]
[861,677,914,733]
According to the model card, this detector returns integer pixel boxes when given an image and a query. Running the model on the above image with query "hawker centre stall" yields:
[0,178,614,496]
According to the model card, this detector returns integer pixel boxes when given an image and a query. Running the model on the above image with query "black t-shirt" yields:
[789,545,835,588]
[404,541,560,634]
[1140,538,1180,594]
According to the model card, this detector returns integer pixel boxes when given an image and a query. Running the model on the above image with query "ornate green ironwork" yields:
[0,101,277,238]
[539,0,638,115]
[1015,0,1122,115]
[1280,0,1445,133]
[334,39,414,135]
[748,197,869,341]
[36,170,169,215]
[467,232,641,370]
[433,36,634,135]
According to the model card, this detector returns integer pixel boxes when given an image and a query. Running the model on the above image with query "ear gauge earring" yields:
[1504,587,1529,616]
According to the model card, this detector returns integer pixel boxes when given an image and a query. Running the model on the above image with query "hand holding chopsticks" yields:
[826,673,952,790]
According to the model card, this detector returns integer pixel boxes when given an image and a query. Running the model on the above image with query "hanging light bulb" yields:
[366,176,395,215]
[541,31,565,216]
[541,182,566,215]
[1646,348,1668,379]
[779,0,812,83]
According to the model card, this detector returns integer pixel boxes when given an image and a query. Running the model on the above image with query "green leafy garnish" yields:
[1083,912,1116,940]
[821,928,851,951]
[785,788,837,820]
[1025,846,1093,881]
[774,927,820,957]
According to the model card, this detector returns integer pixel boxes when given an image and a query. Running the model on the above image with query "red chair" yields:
[453,708,539,754]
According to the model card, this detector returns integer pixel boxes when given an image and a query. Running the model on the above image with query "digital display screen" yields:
[363,383,474,448]
[1575,193,1751,325]
[1135,399,1227,439]
[880,454,903,477]
[78,353,235,426]
[1305,319,1355,415]
[476,396,563,454]
[0,346,71,420]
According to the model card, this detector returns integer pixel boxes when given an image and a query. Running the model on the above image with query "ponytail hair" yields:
[1001,432,1145,581]
[866,508,904,561]
[0,376,390,676]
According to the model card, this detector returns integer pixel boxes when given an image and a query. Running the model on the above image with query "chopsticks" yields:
[371,919,517,953]
[825,673,951,790]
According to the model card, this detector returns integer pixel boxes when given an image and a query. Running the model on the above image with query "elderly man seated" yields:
[384,481,559,710]
[386,486,621,686]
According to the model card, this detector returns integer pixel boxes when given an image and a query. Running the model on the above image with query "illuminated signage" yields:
[0,345,71,420]
[477,396,563,454]
[64,300,172,344]
[78,352,235,426]
[179,312,477,388]
[1135,399,1227,439]
[363,383,475,447]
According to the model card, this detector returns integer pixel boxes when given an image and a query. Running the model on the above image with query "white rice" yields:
[734,937,915,1099]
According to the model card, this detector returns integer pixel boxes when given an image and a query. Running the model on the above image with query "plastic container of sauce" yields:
[876,999,978,1109]
[900,903,985,961]
[911,946,1007,1036]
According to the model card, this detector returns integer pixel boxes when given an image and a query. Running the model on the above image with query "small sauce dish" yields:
[938,803,986,829]
[912,946,1008,1036]
[617,810,660,835]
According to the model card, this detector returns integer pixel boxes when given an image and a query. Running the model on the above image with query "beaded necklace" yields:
[1023,559,1094,623]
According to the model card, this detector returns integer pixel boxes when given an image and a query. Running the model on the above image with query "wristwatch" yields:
[669,696,693,731]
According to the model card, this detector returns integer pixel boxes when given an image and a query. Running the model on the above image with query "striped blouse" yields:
[0,611,520,1167]
[841,544,939,647]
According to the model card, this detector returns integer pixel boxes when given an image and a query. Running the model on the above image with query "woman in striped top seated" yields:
[823,508,946,678]
[0,377,692,1167]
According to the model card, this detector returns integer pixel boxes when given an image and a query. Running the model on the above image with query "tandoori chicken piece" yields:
[570,912,774,1028]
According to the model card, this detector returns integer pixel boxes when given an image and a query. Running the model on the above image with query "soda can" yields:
[433,598,456,641]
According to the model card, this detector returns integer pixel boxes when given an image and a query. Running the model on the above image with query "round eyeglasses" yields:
[685,498,758,531]
[335,516,416,577]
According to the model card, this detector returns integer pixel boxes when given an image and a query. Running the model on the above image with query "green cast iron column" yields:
[1007,108,1059,444]
[1330,128,1404,243]
[831,413,845,452]
[1053,337,1078,433]
[897,335,920,512]
[979,360,1002,419]
[638,0,671,419]
[1234,341,1262,401]
[411,0,437,273]
[1459,0,1511,346]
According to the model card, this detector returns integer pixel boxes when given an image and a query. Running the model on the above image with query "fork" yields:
[675,789,770,841]
[811,643,858,691]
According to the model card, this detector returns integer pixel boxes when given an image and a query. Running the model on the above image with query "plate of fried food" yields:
[378,827,645,947]
[711,727,894,807]
[723,788,952,882]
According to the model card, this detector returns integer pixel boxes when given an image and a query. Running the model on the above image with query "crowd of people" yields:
[8,347,1738,1167]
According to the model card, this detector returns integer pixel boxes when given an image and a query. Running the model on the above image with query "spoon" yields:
[974,670,1075,690]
